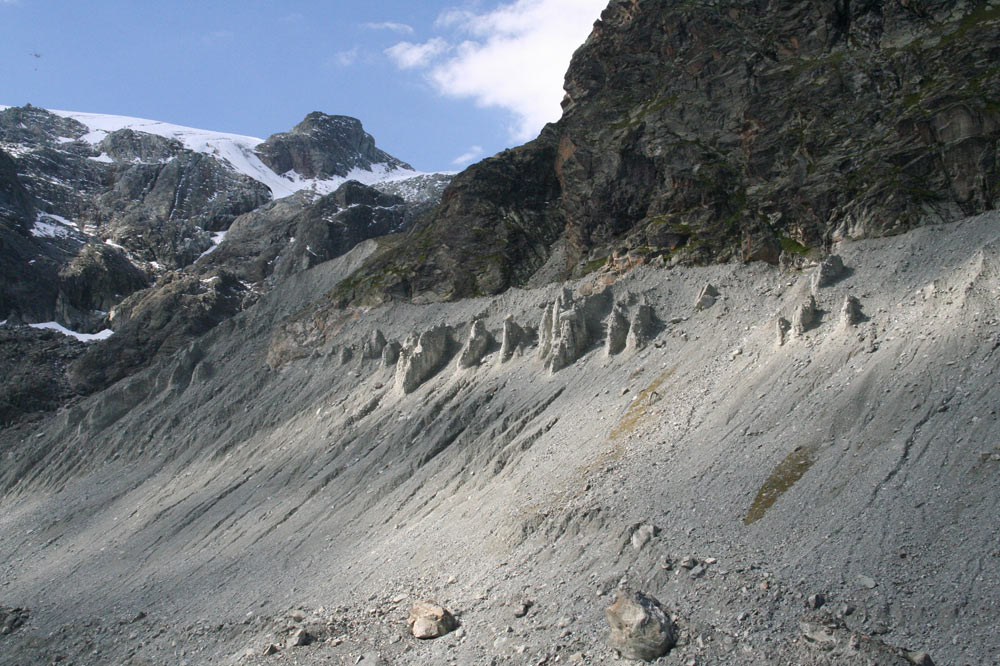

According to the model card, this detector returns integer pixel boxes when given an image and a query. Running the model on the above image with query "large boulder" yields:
[605,589,677,662]
[407,601,457,640]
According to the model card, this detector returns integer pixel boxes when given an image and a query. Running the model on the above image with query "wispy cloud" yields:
[386,0,606,141]
[452,145,485,166]
[385,38,448,70]
[363,21,414,34]
[329,48,360,68]
[201,30,234,46]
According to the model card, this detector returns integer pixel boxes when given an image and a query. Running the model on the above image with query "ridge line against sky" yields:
[1,0,607,172]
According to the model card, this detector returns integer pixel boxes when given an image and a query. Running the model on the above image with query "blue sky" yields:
[0,0,607,172]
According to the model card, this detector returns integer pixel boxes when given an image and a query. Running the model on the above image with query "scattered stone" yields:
[694,284,719,311]
[288,609,307,622]
[605,303,629,357]
[499,316,524,363]
[513,599,534,618]
[905,650,935,665]
[688,565,707,579]
[0,607,29,635]
[679,556,698,570]
[811,254,845,291]
[408,601,458,639]
[775,316,791,346]
[631,524,658,551]
[806,593,826,609]
[840,295,863,327]
[605,589,677,661]
[288,627,313,647]
[262,643,280,656]
[362,329,387,359]
[858,575,877,589]
[458,319,492,368]
[800,620,836,645]
[792,295,817,336]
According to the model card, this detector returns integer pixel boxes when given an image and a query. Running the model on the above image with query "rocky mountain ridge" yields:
[0,106,452,402]
[335,0,1000,306]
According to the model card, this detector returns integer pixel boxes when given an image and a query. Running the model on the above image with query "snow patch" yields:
[198,230,227,259]
[29,322,113,342]
[88,153,114,163]
[32,213,80,239]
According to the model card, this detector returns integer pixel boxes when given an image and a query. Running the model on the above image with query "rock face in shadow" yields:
[335,0,1000,306]
[0,327,85,426]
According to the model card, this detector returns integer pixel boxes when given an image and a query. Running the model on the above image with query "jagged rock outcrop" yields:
[499,315,526,363]
[793,295,819,337]
[457,319,492,368]
[69,271,247,392]
[362,329,387,359]
[55,242,149,331]
[0,326,85,426]
[255,112,412,180]
[625,303,653,353]
[840,295,864,327]
[394,325,452,394]
[334,0,1000,306]
[775,316,791,347]
[605,302,629,356]
[381,340,401,368]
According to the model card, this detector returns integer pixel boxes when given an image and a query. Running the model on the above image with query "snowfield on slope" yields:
[43,108,428,199]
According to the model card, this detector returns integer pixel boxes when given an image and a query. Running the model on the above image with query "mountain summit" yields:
[256,112,414,181]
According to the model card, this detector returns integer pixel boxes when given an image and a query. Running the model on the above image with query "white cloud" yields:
[363,21,414,34]
[385,38,449,70]
[329,48,360,68]
[452,145,484,166]
[386,0,607,141]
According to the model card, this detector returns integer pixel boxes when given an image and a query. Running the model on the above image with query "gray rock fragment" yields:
[806,593,826,609]
[605,589,677,661]
[457,319,492,368]
[362,329,387,359]
[694,284,719,311]
[905,651,935,666]
[287,627,312,648]
[811,254,845,291]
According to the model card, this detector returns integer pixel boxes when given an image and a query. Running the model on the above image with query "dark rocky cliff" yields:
[338,0,1000,306]
[256,112,413,179]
